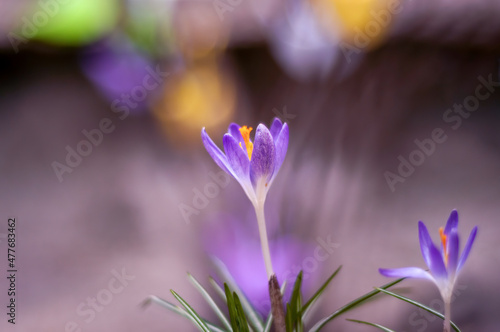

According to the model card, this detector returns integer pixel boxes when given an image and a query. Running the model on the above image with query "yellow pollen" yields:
[439,227,448,265]
[239,126,254,160]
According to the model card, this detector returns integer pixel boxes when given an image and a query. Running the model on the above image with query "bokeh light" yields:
[22,0,120,46]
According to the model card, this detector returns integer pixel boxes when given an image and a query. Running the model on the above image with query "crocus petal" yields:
[444,209,459,235]
[418,221,435,268]
[272,123,289,179]
[250,124,276,186]
[379,267,433,281]
[228,123,245,146]
[457,226,478,272]
[269,117,283,140]
[223,133,250,183]
[446,227,459,274]
[427,241,448,280]
[201,128,233,175]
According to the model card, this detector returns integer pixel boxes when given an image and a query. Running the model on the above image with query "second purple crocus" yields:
[379,210,478,332]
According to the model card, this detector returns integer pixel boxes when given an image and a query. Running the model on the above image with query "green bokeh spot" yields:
[25,0,120,46]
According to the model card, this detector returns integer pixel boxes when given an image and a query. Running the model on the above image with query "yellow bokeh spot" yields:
[153,58,235,146]
[312,0,394,49]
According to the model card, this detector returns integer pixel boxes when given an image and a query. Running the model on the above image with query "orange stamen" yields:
[439,227,448,265]
[239,126,254,160]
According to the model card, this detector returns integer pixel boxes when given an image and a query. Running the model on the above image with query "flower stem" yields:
[443,299,451,332]
[254,203,274,279]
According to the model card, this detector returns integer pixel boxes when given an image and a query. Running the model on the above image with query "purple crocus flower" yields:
[201,118,289,208]
[379,210,478,332]
[201,118,289,280]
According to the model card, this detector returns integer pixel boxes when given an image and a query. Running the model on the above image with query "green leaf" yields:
[263,312,274,332]
[375,288,461,332]
[225,283,239,331]
[170,291,214,332]
[170,290,212,332]
[209,277,227,302]
[142,295,188,318]
[225,284,252,332]
[308,277,405,332]
[281,280,288,296]
[211,256,265,331]
[347,319,397,332]
[289,271,303,326]
[301,265,342,321]
[233,292,251,332]
[286,303,293,332]
[296,292,303,332]
[142,295,226,332]
[188,273,232,331]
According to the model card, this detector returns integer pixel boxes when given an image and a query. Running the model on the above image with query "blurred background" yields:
[1,0,500,331]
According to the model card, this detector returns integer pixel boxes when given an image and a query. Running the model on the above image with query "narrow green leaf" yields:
[301,265,342,320]
[296,292,303,332]
[141,295,188,318]
[308,277,405,332]
[286,303,293,332]
[347,319,397,332]
[233,292,251,332]
[209,277,227,303]
[211,256,265,331]
[188,274,232,331]
[225,283,239,331]
[170,290,212,332]
[280,279,288,298]
[375,288,461,332]
[263,312,273,332]
[143,296,226,332]
[289,271,303,325]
